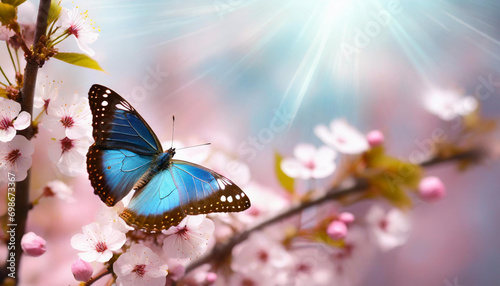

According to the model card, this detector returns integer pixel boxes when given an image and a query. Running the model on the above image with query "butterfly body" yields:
[86,84,250,232]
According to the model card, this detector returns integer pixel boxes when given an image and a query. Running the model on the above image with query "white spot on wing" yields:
[235,194,241,200]
[105,89,111,94]
[227,196,233,203]
[220,195,226,202]
[217,178,226,190]
[101,101,108,106]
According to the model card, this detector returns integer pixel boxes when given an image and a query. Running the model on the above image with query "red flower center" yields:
[43,99,50,114]
[257,249,269,263]
[379,219,388,231]
[176,226,189,240]
[68,25,79,37]
[94,241,107,253]
[60,115,75,128]
[5,149,21,164]
[304,160,315,170]
[241,278,256,286]
[132,264,146,277]
[60,137,74,153]
[0,117,13,130]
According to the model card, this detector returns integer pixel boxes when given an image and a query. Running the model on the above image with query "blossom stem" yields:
[15,49,21,74]
[183,148,485,276]
[6,42,18,74]
[0,81,7,87]
[49,32,69,47]
[0,0,52,285]
[0,66,12,86]
[84,268,111,286]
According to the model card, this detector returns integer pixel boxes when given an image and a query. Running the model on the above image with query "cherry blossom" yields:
[0,25,14,41]
[43,180,74,202]
[314,119,369,154]
[71,222,126,262]
[418,176,447,202]
[286,247,338,286]
[0,135,34,182]
[59,7,99,56]
[48,135,92,176]
[162,215,215,260]
[71,259,93,282]
[366,205,411,251]
[424,89,478,121]
[96,202,133,233]
[0,99,31,142]
[366,130,385,147]
[43,93,92,139]
[280,143,337,179]
[21,232,46,257]
[34,75,59,112]
[114,244,169,286]
[231,232,292,278]
[229,272,271,286]
[327,220,348,240]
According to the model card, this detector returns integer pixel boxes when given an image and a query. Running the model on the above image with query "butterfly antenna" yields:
[171,115,175,149]
[176,142,211,151]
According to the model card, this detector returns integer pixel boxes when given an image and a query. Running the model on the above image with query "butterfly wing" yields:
[121,160,251,232]
[87,85,162,206]
[88,84,163,155]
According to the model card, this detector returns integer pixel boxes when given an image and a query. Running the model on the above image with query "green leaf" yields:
[1,0,26,7]
[53,52,106,72]
[275,151,295,194]
[0,3,16,25]
[47,0,62,26]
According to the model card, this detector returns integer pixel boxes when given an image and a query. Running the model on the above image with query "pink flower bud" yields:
[326,220,348,240]
[418,176,446,202]
[206,272,217,283]
[21,232,46,257]
[71,259,93,282]
[338,212,355,224]
[367,130,384,147]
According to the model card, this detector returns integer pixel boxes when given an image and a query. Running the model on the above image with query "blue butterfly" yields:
[86,84,251,232]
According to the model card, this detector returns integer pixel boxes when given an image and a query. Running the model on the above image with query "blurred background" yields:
[4,0,500,285]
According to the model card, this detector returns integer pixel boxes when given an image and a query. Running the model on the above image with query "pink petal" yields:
[13,111,31,130]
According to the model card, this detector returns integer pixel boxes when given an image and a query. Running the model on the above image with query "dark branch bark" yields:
[0,1,52,285]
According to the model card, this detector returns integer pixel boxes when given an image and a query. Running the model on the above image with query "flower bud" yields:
[338,212,355,224]
[71,259,93,282]
[206,272,217,284]
[326,220,348,240]
[21,232,46,257]
[419,176,446,202]
[367,130,384,147]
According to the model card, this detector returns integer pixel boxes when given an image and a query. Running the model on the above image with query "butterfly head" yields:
[165,147,176,158]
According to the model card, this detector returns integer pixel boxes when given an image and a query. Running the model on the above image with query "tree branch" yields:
[1,1,52,285]
[183,148,485,275]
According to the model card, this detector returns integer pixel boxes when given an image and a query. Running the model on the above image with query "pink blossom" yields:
[96,202,133,233]
[43,180,74,202]
[114,244,169,286]
[71,222,126,262]
[0,25,14,41]
[366,205,411,251]
[44,92,92,139]
[162,215,215,260]
[59,7,99,56]
[21,232,46,257]
[34,74,59,111]
[71,259,93,282]
[315,119,369,154]
[424,89,478,121]
[0,99,31,142]
[48,135,92,176]
[366,130,385,147]
[418,176,446,202]
[231,232,292,278]
[280,143,337,179]
[338,212,355,224]
[327,220,348,240]
[0,135,34,182]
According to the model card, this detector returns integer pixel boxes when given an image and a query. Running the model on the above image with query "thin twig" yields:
[183,148,485,275]
[6,42,17,74]
[85,268,111,286]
